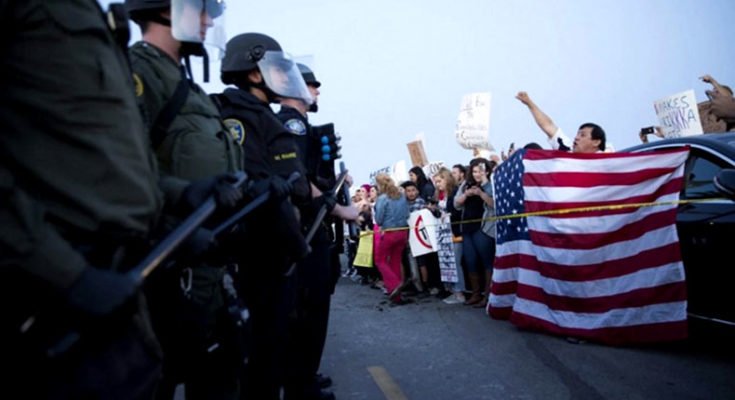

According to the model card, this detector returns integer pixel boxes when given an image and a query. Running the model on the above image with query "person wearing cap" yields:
[276,63,358,400]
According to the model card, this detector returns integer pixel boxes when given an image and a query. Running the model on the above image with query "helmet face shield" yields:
[258,51,314,105]
[171,0,226,56]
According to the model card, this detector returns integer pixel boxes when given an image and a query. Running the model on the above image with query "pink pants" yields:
[374,229,408,293]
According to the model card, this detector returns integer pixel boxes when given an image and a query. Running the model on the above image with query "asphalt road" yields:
[319,276,735,400]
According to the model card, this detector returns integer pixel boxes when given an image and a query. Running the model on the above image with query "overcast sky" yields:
[102,0,735,186]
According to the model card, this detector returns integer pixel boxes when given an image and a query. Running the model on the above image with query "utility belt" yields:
[145,260,249,372]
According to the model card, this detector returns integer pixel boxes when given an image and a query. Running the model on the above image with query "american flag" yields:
[488,148,690,345]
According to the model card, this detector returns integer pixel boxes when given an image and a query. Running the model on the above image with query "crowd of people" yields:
[339,71,735,325]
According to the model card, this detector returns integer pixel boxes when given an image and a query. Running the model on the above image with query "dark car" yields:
[623,132,735,326]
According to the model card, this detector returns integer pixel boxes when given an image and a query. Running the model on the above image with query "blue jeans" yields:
[461,230,495,274]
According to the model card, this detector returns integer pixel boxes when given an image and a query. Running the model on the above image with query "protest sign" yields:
[455,92,492,150]
[408,209,439,257]
[654,89,704,138]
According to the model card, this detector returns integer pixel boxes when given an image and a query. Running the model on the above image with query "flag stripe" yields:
[493,242,683,283]
[495,225,680,268]
[523,168,681,188]
[512,265,686,301]
[524,147,689,168]
[529,195,680,233]
[529,209,677,250]
[515,281,687,314]
[524,177,683,208]
[510,297,687,329]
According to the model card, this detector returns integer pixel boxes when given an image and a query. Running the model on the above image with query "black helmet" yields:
[124,0,169,23]
[221,33,282,73]
[297,63,321,88]
[126,0,225,25]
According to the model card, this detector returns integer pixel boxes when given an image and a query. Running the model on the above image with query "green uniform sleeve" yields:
[0,166,86,290]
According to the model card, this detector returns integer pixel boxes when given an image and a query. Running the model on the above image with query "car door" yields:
[676,147,735,324]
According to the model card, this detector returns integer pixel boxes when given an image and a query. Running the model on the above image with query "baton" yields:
[131,171,248,282]
[284,169,349,277]
[210,171,302,237]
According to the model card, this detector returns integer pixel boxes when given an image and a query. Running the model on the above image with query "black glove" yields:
[214,174,245,208]
[246,179,270,198]
[66,267,138,318]
[269,175,293,200]
[315,191,337,213]
[180,173,244,212]
[184,227,218,258]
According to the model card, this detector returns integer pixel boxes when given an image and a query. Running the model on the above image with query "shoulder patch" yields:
[133,73,144,97]
[223,118,246,145]
[285,118,307,136]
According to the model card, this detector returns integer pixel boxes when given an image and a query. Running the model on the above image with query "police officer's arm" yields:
[309,182,359,221]
[0,166,86,290]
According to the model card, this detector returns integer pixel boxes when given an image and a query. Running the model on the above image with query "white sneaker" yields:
[442,292,465,305]
[429,287,440,296]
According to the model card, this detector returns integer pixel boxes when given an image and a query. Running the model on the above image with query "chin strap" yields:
[180,42,209,83]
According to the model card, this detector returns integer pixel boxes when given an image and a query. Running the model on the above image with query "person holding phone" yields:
[638,126,665,143]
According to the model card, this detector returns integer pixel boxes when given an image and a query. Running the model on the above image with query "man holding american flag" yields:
[488,146,690,345]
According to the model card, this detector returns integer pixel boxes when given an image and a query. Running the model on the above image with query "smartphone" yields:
[641,126,655,135]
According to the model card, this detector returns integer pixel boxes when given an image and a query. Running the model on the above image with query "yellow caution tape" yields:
[375,197,727,233]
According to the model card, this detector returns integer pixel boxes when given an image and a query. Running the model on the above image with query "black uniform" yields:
[277,105,337,400]
[1,1,163,398]
[129,40,244,400]
[213,88,309,400]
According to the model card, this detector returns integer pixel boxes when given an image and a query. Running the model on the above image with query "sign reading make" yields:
[654,89,704,138]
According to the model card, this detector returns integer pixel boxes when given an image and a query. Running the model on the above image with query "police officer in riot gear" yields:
[1,1,166,398]
[125,1,246,399]
[278,63,359,400]
[213,32,313,400]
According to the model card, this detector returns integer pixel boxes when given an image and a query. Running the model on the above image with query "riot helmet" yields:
[170,0,225,49]
[221,33,313,105]
[297,63,321,112]
[125,0,226,81]
[297,63,321,88]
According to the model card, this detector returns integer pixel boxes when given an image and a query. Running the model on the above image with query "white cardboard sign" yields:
[407,209,439,256]
[455,92,491,150]
[654,89,704,138]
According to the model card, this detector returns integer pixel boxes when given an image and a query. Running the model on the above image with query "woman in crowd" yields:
[373,174,410,305]
[453,158,497,307]
[409,166,436,202]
